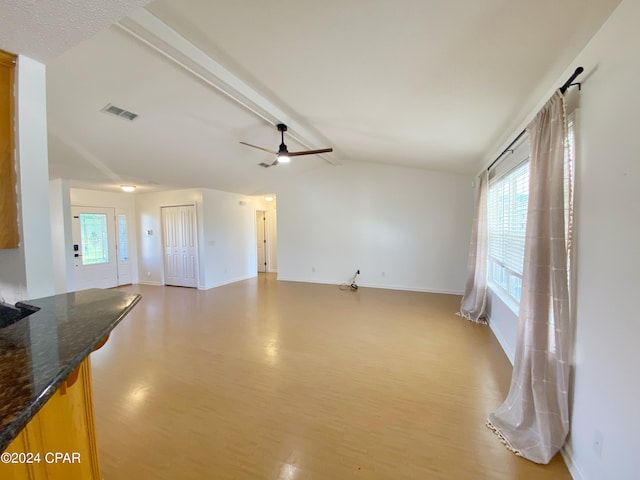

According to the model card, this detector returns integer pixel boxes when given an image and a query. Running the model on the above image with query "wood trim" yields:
[0,48,18,249]
[82,357,102,480]
[0,50,17,67]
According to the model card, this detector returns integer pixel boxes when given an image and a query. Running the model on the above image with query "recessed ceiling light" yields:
[120,185,136,192]
[264,196,274,202]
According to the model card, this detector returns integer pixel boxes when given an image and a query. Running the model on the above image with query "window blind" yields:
[488,159,529,303]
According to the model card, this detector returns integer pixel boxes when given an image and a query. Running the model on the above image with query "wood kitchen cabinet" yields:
[1,357,102,480]
[0,290,140,479]
[0,49,19,249]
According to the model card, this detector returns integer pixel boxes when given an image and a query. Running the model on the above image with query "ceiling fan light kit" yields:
[276,124,290,163]
[240,123,333,168]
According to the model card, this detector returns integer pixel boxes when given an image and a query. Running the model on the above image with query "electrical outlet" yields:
[312,267,316,273]
[147,271,151,277]
[593,431,604,457]
[381,271,386,277]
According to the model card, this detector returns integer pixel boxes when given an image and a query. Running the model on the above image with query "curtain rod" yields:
[486,66,584,171]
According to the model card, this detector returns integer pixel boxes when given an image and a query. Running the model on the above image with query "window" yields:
[488,160,529,305]
[79,213,109,265]
[487,113,576,311]
[118,214,129,261]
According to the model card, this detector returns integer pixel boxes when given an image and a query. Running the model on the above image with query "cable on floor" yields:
[339,270,360,291]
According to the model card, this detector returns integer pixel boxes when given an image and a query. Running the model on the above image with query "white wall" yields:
[268,205,277,272]
[486,1,640,478]
[71,187,137,210]
[135,188,256,289]
[200,189,257,288]
[0,56,54,303]
[486,291,517,364]
[277,161,473,293]
[49,179,74,293]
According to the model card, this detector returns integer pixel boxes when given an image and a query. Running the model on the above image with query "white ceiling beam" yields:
[117,8,338,165]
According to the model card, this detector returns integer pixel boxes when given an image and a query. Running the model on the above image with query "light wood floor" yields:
[90,274,571,479]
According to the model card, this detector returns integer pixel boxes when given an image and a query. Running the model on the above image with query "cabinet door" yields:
[0,49,18,249]
[0,358,102,480]
[1,426,41,479]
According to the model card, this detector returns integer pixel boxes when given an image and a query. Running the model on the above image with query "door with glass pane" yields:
[115,210,132,285]
[71,206,118,290]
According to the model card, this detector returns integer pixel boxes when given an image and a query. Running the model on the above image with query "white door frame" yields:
[115,209,133,286]
[256,210,267,273]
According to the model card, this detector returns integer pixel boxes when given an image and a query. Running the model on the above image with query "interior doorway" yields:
[256,210,267,273]
[254,196,277,274]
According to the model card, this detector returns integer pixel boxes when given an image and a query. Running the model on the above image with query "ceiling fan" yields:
[240,123,333,168]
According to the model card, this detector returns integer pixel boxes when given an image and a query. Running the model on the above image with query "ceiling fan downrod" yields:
[276,123,290,162]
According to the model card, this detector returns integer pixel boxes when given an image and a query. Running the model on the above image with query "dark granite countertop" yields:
[0,289,140,452]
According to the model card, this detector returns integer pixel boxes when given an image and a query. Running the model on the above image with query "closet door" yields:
[162,205,198,288]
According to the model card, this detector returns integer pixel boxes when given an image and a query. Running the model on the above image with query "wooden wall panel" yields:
[0,49,19,249]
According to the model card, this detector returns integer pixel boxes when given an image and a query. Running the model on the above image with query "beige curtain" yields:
[457,170,489,324]
[487,91,571,464]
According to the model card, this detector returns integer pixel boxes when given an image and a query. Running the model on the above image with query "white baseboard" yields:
[275,276,463,296]
[137,276,258,290]
[358,282,463,296]
[561,442,583,480]
[199,273,256,290]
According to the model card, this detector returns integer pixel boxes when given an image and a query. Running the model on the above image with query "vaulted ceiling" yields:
[2,0,621,194]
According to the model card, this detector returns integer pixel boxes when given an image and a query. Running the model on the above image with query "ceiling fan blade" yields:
[240,141,277,155]
[258,158,279,168]
[288,148,333,157]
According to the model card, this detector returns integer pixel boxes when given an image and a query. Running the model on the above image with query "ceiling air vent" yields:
[101,103,139,121]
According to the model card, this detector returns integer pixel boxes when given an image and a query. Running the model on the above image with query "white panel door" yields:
[72,206,118,290]
[162,205,198,288]
[256,210,266,273]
